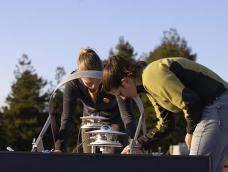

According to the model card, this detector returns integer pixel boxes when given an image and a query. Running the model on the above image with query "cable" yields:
[76,124,82,153]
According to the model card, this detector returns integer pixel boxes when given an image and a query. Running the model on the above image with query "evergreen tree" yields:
[148,28,197,62]
[2,54,48,151]
[0,110,8,149]
[109,36,137,60]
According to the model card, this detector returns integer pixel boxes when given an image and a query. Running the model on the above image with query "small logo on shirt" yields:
[103,98,110,103]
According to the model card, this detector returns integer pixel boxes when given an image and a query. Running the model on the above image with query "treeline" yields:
[0,28,197,153]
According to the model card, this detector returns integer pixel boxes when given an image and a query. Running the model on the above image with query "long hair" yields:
[102,55,147,92]
[77,48,102,71]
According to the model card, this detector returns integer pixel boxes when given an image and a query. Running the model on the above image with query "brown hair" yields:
[77,48,102,71]
[102,55,147,92]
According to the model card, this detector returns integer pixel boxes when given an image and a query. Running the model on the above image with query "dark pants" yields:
[81,123,128,153]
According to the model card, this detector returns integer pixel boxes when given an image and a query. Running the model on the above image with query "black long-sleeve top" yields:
[55,78,136,151]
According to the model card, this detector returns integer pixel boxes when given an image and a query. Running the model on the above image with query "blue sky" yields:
[0,0,228,107]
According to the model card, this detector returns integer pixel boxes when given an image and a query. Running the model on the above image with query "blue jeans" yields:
[190,91,228,172]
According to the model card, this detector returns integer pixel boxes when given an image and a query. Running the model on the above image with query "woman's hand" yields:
[121,145,130,154]
[185,133,192,150]
[54,149,62,153]
[121,144,143,154]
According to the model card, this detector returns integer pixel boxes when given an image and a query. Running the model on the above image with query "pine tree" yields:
[109,36,137,60]
[0,110,8,149]
[2,54,48,151]
[148,28,197,62]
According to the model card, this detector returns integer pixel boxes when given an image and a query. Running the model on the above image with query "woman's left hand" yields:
[121,145,130,154]
[121,144,143,154]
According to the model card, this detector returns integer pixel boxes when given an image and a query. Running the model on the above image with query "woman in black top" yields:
[55,48,136,153]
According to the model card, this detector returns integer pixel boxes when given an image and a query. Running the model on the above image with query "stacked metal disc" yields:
[80,114,108,129]
[86,125,126,153]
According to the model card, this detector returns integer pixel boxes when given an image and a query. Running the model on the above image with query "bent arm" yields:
[116,96,136,138]
[55,81,79,151]
[137,99,175,150]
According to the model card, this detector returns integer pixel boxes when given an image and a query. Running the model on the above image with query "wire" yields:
[76,124,82,153]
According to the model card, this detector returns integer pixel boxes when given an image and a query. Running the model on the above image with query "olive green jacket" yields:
[138,57,228,149]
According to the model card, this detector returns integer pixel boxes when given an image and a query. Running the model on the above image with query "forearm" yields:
[138,111,175,150]
[181,88,202,134]
[116,96,136,138]
[55,113,75,151]
[55,82,78,151]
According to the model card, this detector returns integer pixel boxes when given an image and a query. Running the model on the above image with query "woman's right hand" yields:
[54,149,62,153]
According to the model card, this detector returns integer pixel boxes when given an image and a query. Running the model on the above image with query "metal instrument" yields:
[80,114,108,129]
[86,125,126,154]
